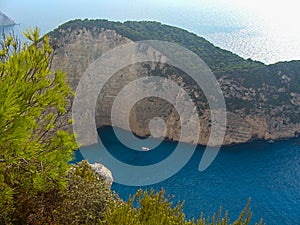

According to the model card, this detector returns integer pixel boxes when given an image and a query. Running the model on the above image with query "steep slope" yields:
[49,19,300,145]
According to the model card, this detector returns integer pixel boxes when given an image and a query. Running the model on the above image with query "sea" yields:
[1,1,300,224]
[73,127,300,225]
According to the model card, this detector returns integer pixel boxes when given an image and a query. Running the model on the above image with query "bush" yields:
[101,189,264,225]
[53,161,116,225]
[10,161,116,225]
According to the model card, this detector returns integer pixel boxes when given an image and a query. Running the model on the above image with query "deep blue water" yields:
[73,127,300,225]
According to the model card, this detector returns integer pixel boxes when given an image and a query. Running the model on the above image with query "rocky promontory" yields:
[49,19,300,146]
[0,11,16,26]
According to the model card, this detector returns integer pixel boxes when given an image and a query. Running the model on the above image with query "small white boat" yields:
[141,146,150,151]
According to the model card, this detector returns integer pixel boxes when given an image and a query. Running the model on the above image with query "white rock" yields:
[89,163,113,186]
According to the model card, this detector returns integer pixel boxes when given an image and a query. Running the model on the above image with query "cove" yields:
[73,126,300,224]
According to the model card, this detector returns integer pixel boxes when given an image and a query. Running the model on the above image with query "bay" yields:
[73,127,300,225]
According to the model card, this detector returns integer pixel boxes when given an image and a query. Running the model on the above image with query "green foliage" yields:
[53,161,116,225]
[49,19,265,78]
[268,60,300,92]
[0,28,77,223]
[5,161,115,224]
[102,189,188,225]
[102,189,264,225]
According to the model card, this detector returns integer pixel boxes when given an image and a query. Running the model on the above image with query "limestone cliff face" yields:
[49,26,300,146]
[51,27,132,89]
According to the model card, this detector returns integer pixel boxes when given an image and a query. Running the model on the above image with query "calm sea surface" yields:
[72,127,300,225]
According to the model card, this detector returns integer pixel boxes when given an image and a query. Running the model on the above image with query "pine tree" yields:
[0,28,77,223]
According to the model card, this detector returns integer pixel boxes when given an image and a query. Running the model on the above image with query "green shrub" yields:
[8,161,116,225]
[101,189,264,225]
[53,161,117,225]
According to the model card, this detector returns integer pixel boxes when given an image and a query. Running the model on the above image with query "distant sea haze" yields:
[1,2,300,65]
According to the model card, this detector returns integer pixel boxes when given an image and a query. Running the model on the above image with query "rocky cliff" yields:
[49,19,300,146]
[0,11,16,26]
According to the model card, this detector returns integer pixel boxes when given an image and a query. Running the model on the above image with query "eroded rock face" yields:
[51,27,132,90]
[50,27,300,146]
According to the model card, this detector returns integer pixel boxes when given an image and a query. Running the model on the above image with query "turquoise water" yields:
[74,127,300,225]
